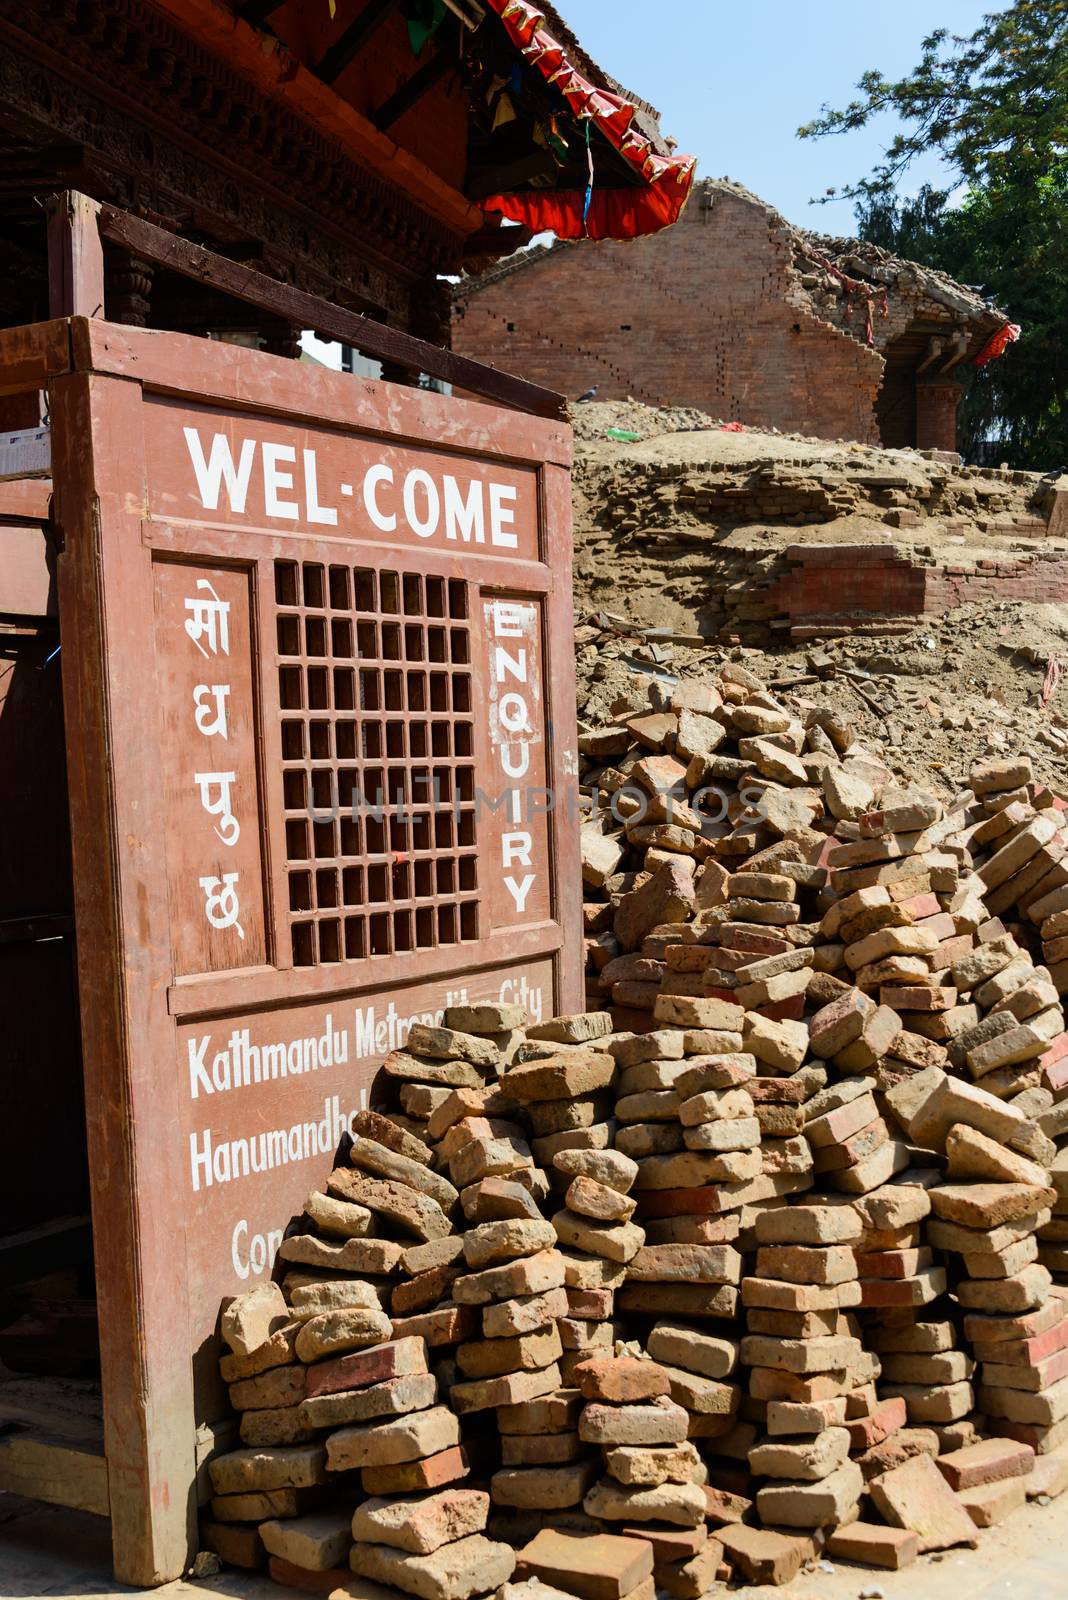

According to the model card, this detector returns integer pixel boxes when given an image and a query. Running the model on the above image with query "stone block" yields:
[259,1513,353,1572]
[299,1371,437,1430]
[361,1446,470,1497]
[825,1522,918,1569]
[718,1524,808,1586]
[490,1461,598,1510]
[868,1453,978,1551]
[221,1283,289,1358]
[450,1364,562,1415]
[514,1529,653,1600]
[349,1533,515,1600]
[646,1321,737,1380]
[294,1308,394,1363]
[748,1427,850,1482]
[582,1478,706,1527]
[602,1441,702,1487]
[579,1398,689,1447]
[573,1357,670,1403]
[325,1406,460,1471]
[207,1443,327,1496]
[936,1438,1034,1491]
[754,1458,863,1528]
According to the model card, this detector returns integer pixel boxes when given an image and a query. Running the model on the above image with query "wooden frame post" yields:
[51,363,196,1585]
[46,192,105,319]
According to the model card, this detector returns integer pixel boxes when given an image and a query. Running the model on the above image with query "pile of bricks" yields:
[765,544,1068,642]
[198,660,1068,1594]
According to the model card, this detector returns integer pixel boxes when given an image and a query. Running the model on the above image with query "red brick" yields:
[515,1530,653,1600]
[303,1338,427,1400]
[936,1438,1034,1491]
[825,1524,918,1570]
[846,1397,907,1450]
[267,1558,350,1593]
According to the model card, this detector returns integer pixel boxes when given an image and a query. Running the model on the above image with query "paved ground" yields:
[2,1490,1066,1600]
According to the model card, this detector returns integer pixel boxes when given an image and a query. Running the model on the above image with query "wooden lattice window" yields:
[275,559,479,965]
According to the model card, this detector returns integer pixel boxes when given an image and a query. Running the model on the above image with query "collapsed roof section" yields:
[458,175,1015,369]
[796,227,1014,366]
[690,178,1014,367]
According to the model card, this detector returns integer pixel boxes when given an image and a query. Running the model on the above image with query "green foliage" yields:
[801,1,1068,202]
[856,173,1068,466]
[802,2,1068,465]
[852,185,951,257]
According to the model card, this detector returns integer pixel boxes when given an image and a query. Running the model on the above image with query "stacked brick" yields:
[742,1202,865,1533]
[551,1144,638,1377]
[505,1013,637,1386]
[449,1211,570,1522]
[200,656,1068,1588]
[569,659,1068,1569]
[350,1486,510,1600]
[853,1180,974,1450]
[203,1010,526,1600]
[937,1175,1056,1480]
[1033,882,1068,1009]
[884,1065,1068,1474]
[405,1012,574,1533]
[577,1356,706,1526]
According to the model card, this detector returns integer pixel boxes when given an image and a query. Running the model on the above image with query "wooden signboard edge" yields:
[541,459,584,1017]
[0,320,73,395]
[68,317,573,469]
[51,366,197,1585]
[95,206,567,422]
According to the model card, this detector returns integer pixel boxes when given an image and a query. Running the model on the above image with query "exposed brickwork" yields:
[916,381,965,454]
[768,545,1068,638]
[770,547,927,623]
[454,185,884,443]
[570,419,1057,645]
[453,180,1007,450]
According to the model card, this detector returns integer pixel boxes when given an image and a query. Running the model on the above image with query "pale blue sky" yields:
[564,0,1003,229]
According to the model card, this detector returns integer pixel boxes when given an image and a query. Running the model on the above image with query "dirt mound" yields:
[568,398,719,443]
[570,403,1068,794]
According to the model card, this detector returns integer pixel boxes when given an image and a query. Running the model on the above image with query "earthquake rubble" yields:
[568,404,1068,796]
[199,645,1068,1596]
[571,401,1068,649]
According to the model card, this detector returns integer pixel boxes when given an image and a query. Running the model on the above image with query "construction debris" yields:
[569,402,1068,793]
[198,649,1068,1593]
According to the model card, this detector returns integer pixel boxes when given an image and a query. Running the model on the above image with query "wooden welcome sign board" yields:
[44,318,581,1582]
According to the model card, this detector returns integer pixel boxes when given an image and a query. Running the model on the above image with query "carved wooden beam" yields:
[96,201,567,418]
[316,0,403,86]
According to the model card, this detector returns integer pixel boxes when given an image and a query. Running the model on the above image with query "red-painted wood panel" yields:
[50,319,581,1584]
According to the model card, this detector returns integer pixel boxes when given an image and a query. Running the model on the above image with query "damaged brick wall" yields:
[453,186,885,444]
[762,546,1068,641]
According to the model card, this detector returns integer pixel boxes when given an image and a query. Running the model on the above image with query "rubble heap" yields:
[568,402,1068,648]
[201,658,1068,1594]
